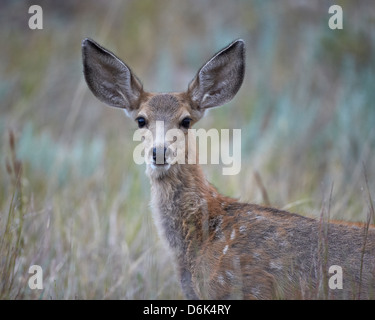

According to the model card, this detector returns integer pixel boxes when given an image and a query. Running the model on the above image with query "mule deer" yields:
[82,38,375,299]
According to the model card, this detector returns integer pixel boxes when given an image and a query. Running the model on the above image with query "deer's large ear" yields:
[187,39,245,109]
[82,38,143,110]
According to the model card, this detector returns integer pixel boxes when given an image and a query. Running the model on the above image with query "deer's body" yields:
[82,38,375,299]
[150,158,375,299]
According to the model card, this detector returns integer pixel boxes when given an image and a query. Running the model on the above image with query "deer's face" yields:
[131,93,203,174]
[82,38,245,177]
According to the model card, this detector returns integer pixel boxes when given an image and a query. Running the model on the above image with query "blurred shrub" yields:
[16,123,104,186]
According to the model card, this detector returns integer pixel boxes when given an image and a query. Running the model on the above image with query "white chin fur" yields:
[150,163,171,171]
[147,163,171,178]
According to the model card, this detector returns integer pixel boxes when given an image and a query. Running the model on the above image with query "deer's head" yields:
[82,38,245,178]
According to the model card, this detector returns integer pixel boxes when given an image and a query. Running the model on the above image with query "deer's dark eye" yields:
[181,118,192,129]
[136,117,147,128]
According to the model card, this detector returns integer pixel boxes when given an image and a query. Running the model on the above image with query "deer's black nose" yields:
[153,147,167,164]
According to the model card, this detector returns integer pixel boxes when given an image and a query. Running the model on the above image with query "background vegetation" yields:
[0,0,374,299]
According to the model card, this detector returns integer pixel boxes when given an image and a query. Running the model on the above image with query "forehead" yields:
[139,93,191,121]
[149,94,180,113]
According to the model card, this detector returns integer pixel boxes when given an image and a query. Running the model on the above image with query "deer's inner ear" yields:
[188,39,245,110]
[82,38,143,111]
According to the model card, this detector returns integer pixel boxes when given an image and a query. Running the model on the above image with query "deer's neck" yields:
[148,163,222,262]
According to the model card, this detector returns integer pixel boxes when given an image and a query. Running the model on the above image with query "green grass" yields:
[0,0,374,299]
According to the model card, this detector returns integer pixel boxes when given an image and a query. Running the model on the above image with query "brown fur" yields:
[82,38,375,299]
[149,162,375,299]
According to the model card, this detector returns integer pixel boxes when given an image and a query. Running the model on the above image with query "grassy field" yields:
[1,0,375,299]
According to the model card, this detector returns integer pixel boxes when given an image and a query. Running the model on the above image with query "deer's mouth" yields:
[150,162,171,170]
